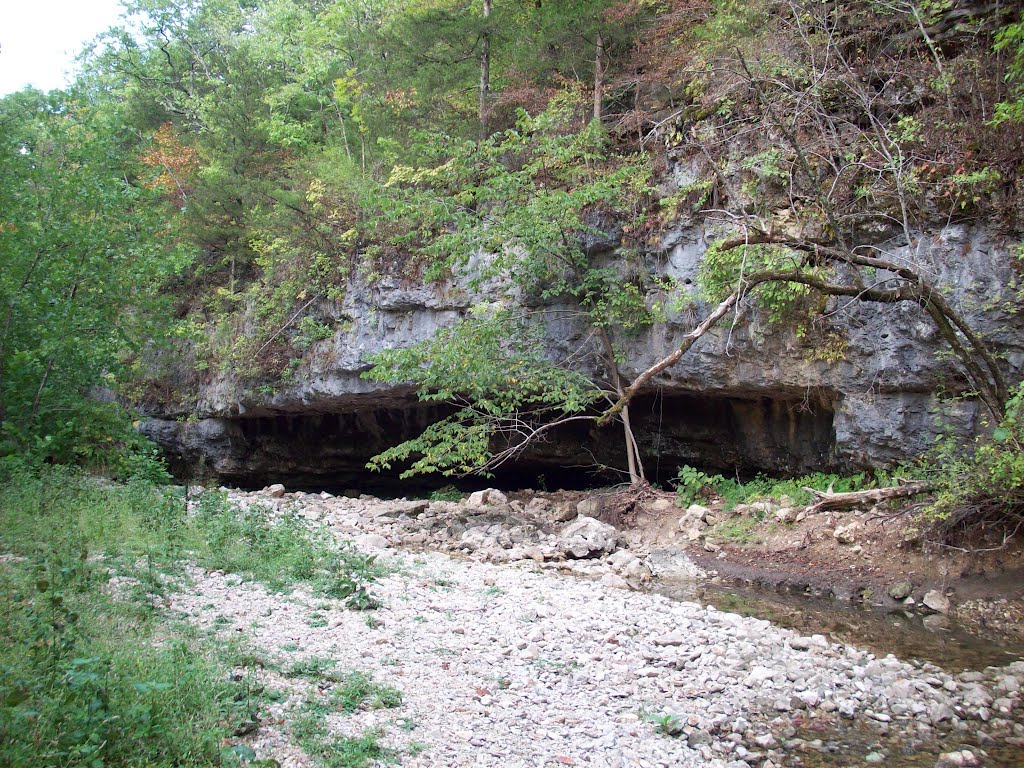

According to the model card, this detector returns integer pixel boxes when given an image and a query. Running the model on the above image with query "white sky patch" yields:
[0,0,126,95]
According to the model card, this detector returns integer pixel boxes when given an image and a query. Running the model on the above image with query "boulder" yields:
[599,573,631,590]
[576,497,603,518]
[934,751,979,768]
[887,581,913,600]
[685,503,711,522]
[647,497,677,513]
[355,533,389,550]
[555,515,619,558]
[265,483,286,498]
[923,589,951,614]
[774,506,799,523]
[644,548,705,581]
[467,489,508,507]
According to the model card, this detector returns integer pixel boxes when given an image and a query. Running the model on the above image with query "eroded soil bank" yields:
[181,482,1024,768]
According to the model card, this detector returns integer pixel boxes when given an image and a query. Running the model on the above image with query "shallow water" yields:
[654,580,1024,672]
[655,581,1024,766]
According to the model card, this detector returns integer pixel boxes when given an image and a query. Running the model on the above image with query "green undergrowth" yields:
[329,672,403,713]
[293,711,398,768]
[0,479,269,767]
[0,466,389,768]
[287,667,404,767]
[0,467,385,607]
[675,465,916,509]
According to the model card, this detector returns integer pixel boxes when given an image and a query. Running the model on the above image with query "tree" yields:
[364,92,656,482]
[364,0,1020,485]
[0,89,191,466]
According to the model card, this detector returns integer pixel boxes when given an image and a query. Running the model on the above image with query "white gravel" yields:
[160,488,1024,767]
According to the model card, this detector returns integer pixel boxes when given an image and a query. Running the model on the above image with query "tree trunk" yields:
[593,30,605,122]
[804,481,934,515]
[479,0,491,141]
[599,329,645,484]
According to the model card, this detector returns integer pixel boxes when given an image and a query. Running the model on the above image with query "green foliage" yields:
[364,306,601,477]
[927,384,1024,529]
[0,89,192,467]
[329,672,402,713]
[293,706,397,768]
[994,21,1024,124]
[674,465,894,509]
[675,465,716,506]
[428,486,463,503]
[373,93,653,300]
[0,472,263,768]
[709,516,761,544]
[190,490,385,603]
[698,240,820,324]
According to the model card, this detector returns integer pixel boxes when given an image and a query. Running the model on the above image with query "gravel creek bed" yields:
[165,488,1024,767]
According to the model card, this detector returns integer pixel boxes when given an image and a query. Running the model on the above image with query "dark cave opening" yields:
[156,388,838,494]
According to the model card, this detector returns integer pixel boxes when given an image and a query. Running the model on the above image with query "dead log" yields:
[803,480,934,515]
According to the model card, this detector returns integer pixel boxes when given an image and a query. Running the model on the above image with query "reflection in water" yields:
[651,581,1024,767]
[653,581,1024,671]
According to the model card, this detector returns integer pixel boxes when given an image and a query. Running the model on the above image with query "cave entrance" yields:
[158,389,837,494]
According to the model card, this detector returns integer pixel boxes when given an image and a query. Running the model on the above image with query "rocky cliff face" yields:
[141,220,1023,490]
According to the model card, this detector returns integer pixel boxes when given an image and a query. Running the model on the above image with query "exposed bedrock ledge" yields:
[141,222,1022,485]
[141,389,838,491]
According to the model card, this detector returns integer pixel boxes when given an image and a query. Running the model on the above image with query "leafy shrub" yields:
[927,384,1024,534]
[0,479,252,768]
[675,465,893,508]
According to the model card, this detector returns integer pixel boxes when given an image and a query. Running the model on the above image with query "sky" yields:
[0,0,126,95]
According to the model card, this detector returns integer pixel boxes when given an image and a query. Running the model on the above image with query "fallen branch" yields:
[803,480,934,515]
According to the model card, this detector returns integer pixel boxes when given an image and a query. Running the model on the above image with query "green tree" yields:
[0,89,191,466]
[364,93,657,481]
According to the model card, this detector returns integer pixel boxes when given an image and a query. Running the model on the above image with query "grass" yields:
[0,465,390,768]
[708,516,761,544]
[0,525,258,767]
[293,706,398,768]
[676,466,917,509]
[284,656,338,679]
[330,671,403,712]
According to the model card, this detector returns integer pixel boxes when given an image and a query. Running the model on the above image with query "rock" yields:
[576,498,603,518]
[600,573,631,590]
[774,506,798,523]
[795,690,820,708]
[467,489,508,507]
[556,516,618,558]
[647,498,677,513]
[525,497,553,515]
[687,729,713,748]
[355,533,389,550]
[995,675,1020,694]
[934,750,979,768]
[684,503,710,522]
[644,548,706,581]
[653,632,686,646]
[683,525,704,541]
[929,702,956,724]
[551,504,578,522]
[265,483,286,498]
[833,521,863,544]
[887,581,913,600]
[789,634,829,652]
[923,590,951,614]
[396,500,429,516]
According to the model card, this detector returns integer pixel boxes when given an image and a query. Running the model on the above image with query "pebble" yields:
[164,486,1024,768]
